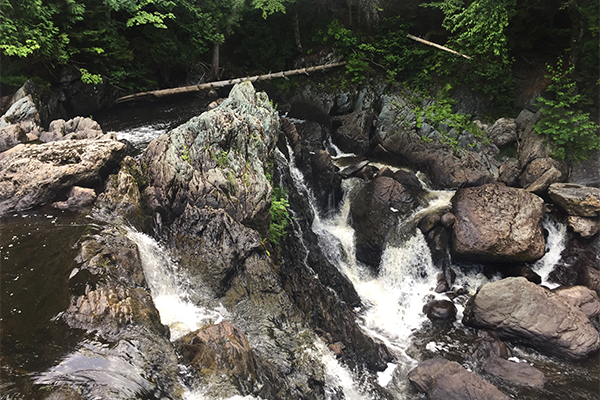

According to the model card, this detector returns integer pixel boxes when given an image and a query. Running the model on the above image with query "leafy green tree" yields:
[534,58,600,161]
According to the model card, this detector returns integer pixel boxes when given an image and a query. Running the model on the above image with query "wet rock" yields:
[418,213,440,234]
[393,169,423,191]
[304,149,343,212]
[332,111,373,155]
[502,265,542,284]
[339,160,369,179]
[355,164,378,180]
[548,183,600,217]
[52,186,97,211]
[451,184,546,263]
[0,138,126,215]
[373,93,496,189]
[483,356,547,388]
[468,330,511,363]
[143,82,278,233]
[177,321,274,398]
[280,117,301,156]
[423,300,457,322]
[486,117,517,147]
[168,205,262,296]
[58,228,182,399]
[498,157,521,187]
[408,357,510,400]
[554,285,600,319]
[350,176,415,269]
[375,165,395,179]
[440,212,455,228]
[463,277,600,360]
[567,215,599,238]
[549,237,600,293]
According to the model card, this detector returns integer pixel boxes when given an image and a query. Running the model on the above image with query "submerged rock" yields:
[451,183,545,263]
[408,357,510,400]
[0,137,126,215]
[463,277,600,360]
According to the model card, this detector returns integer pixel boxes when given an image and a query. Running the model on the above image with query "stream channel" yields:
[1,93,599,399]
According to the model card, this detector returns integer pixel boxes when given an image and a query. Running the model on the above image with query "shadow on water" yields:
[0,207,102,399]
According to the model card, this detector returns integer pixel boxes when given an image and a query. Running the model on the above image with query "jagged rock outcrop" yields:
[0,96,41,151]
[0,137,126,215]
[143,82,277,233]
[463,277,600,360]
[408,357,510,400]
[451,183,546,262]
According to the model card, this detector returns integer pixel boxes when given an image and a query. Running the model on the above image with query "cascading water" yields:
[126,228,227,341]
[532,216,569,288]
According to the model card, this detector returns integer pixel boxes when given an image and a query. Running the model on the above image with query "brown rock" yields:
[549,183,600,217]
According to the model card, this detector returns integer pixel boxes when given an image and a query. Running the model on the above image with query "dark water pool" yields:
[0,207,102,399]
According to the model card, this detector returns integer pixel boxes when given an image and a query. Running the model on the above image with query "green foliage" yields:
[79,68,103,84]
[251,0,291,19]
[269,187,290,245]
[534,58,600,161]
[181,144,190,162]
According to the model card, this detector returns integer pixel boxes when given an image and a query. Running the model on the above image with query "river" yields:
[1,94,598,399]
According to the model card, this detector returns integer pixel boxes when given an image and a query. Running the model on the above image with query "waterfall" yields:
[126,228,226,341]
[532,216,568,288]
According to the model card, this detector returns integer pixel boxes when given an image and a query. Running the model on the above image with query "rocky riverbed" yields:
[1,78,599,399]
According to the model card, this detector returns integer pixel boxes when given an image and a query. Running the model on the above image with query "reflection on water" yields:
[0,207,100,399]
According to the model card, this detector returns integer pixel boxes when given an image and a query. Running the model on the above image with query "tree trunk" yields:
[568,2,585,69]
[210,41,220,81]
[292,4,303,53]
[115,62,347,104]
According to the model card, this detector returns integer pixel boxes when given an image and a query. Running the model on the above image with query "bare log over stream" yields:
[115,61,348,104]
[406,34,471,60]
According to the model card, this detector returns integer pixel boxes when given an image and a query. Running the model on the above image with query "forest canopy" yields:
[1,0,599,121]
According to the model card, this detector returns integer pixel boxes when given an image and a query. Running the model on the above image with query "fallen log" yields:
[406,34,471,60]
[115,61,347,104]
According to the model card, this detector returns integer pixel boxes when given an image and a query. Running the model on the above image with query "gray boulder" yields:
[519,157,566,192]
[486,117,517,147]
[408,357,510,400]
[0,138,126,215]
[554,285,600,319]
[52,186,96,211]
[451,184,546,262]
[463,277,600,360]
[143,82,277,232]
[498,158,521,187]
[549,183,600,217]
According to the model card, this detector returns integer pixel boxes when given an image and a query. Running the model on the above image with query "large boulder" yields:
[482,356,547,389]
[463,277,600,360]
[350,176,416,269]
[485,117,517,147]
[0,95,41,151]
[332,111,373,155]
[0,137,126,215]
[143,82,278,233]
[451,184,546,262]
[408,357,510,400]
[548,183,600,217]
